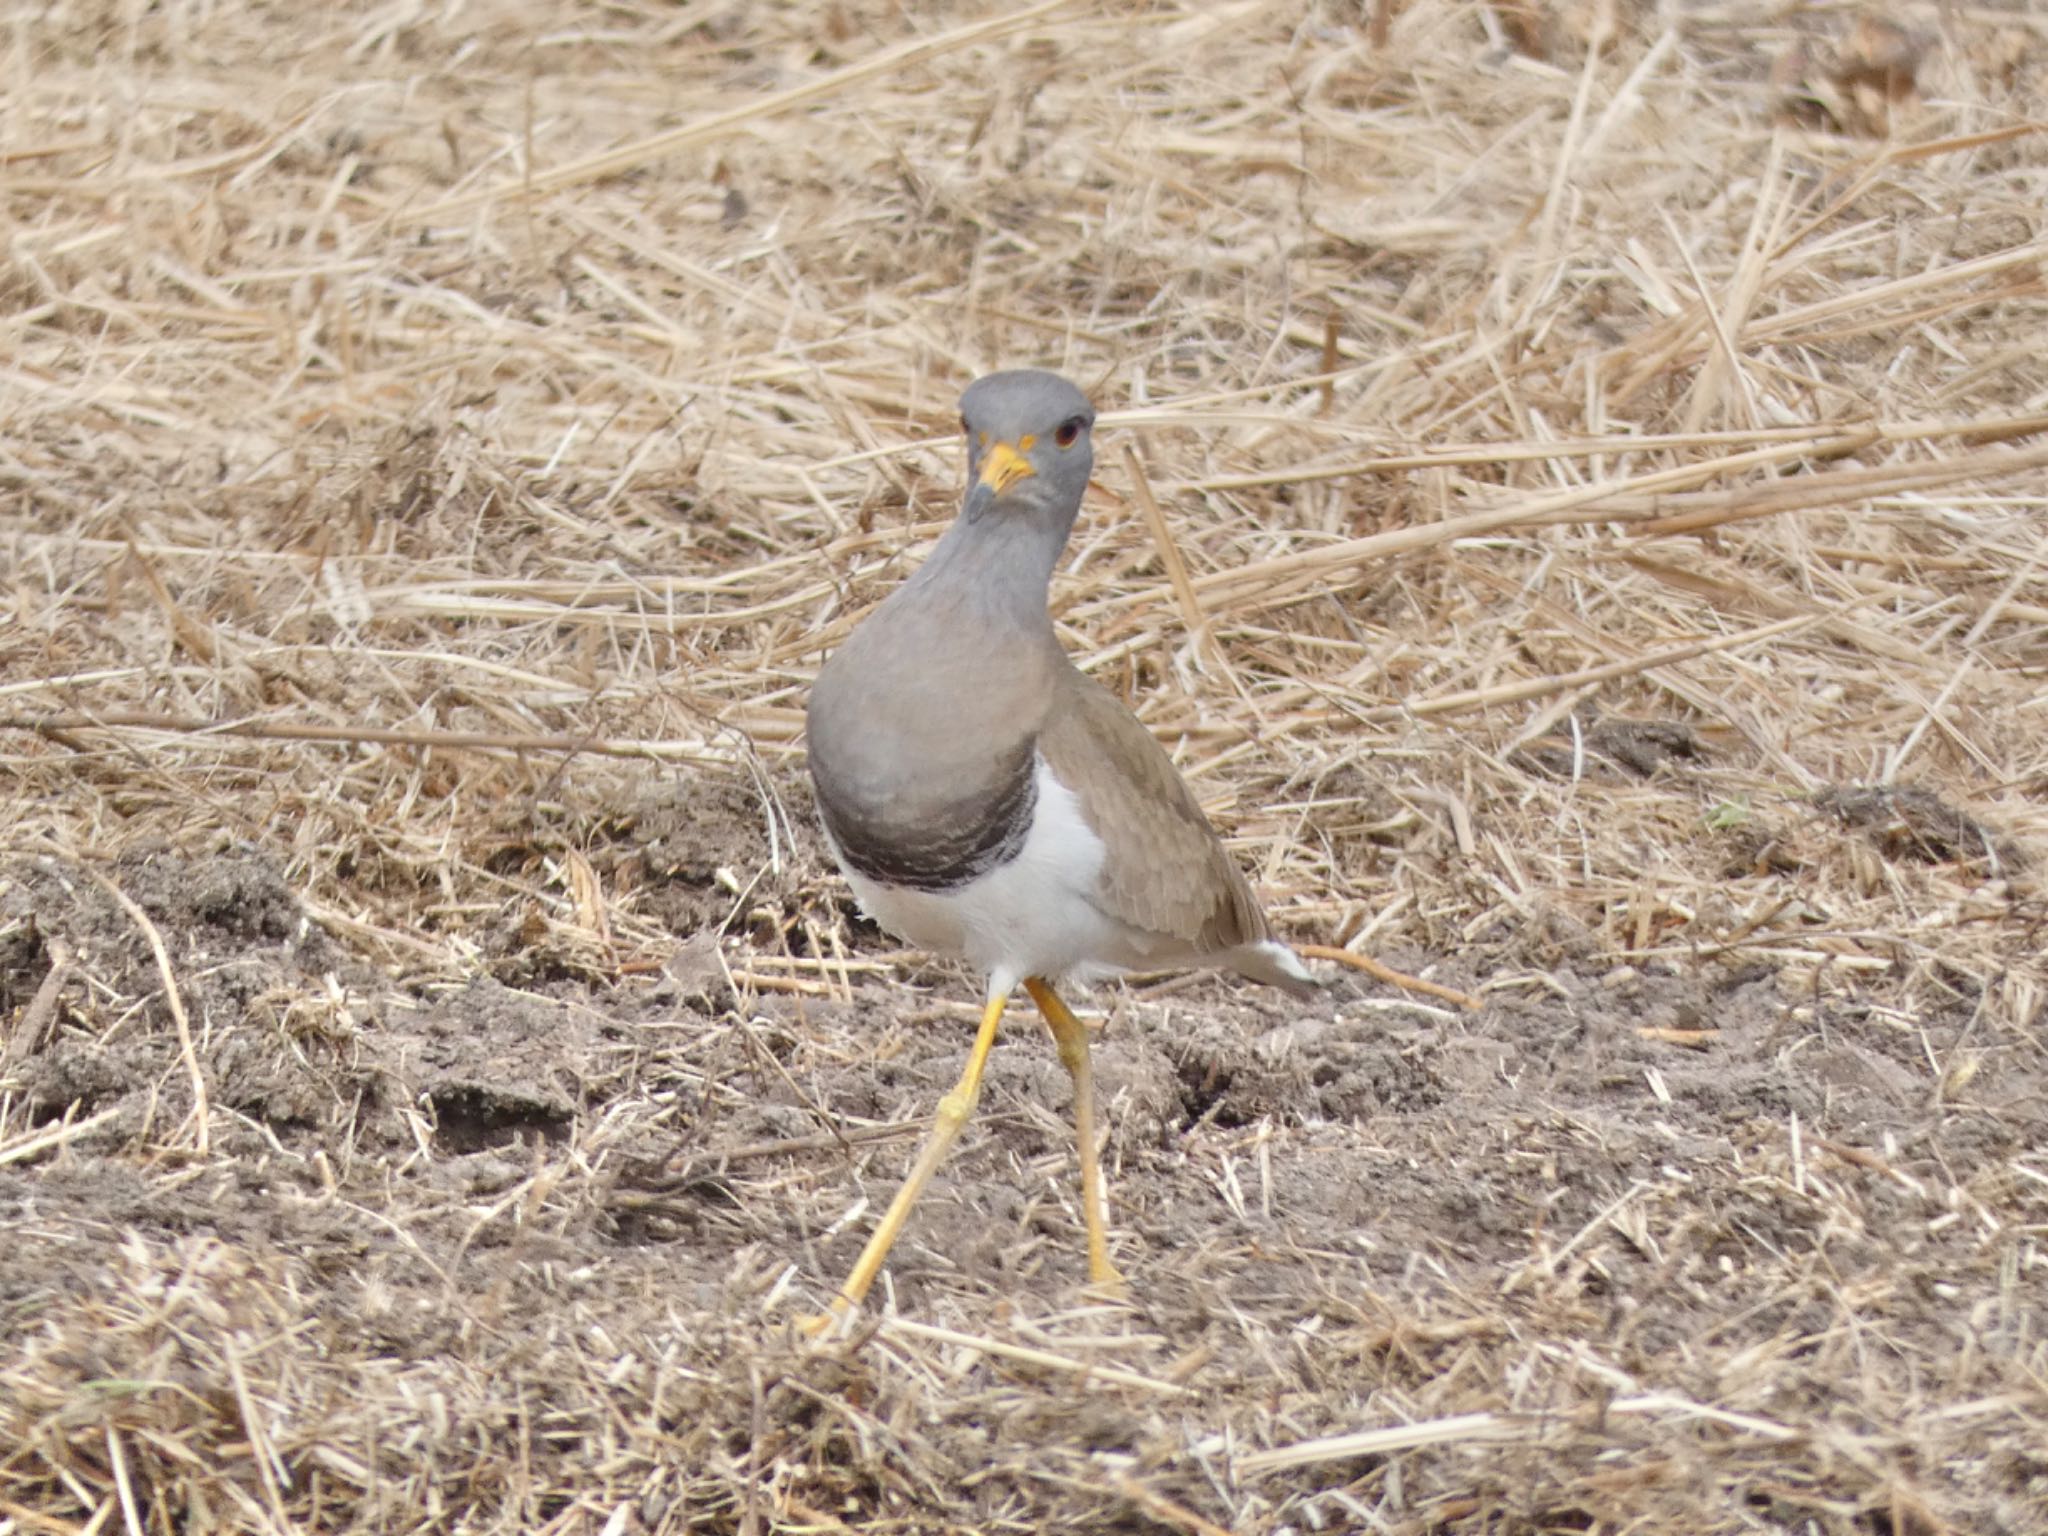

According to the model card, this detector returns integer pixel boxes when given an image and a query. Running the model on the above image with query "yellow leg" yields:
[1024,978,1125,1292]
[803,987,1009,1335]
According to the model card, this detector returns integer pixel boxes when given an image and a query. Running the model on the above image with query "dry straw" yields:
[3,0,2046,1531]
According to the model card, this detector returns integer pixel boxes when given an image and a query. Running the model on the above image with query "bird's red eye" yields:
[1055,415,1086,448]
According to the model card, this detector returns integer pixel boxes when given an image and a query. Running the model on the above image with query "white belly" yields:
[834,758,1124,997]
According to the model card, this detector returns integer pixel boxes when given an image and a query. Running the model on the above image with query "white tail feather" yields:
[1227,939,1322,998]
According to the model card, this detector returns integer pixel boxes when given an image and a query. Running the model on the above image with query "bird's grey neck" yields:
[903,506,1073,628]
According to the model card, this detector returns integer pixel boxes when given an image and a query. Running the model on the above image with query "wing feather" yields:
[1036,670,1272,954]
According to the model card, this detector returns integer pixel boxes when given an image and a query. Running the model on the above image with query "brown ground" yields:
[4,823,2043,1533]
[4,0,2047,1532]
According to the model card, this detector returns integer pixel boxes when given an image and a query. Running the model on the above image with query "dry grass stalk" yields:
[77,866,211,1157]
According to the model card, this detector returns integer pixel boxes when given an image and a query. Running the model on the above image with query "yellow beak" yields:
[977,439,1036,495]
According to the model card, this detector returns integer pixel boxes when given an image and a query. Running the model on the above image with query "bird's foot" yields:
[1084,1259,1128,1299]
[795,1301,853,1341]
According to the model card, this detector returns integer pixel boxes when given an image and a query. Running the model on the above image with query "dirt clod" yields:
[1814,783,2013,868]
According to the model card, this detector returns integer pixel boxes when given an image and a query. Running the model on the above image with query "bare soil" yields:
[5,824,2042,1532]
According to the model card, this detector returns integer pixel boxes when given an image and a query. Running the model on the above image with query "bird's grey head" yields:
[957,369,1096,524]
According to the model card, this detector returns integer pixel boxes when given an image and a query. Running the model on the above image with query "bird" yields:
[803,368,1317,1327]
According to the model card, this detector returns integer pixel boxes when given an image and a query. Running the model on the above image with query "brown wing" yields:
[1037,667,1273,953]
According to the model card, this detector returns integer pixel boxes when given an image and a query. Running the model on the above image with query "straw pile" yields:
[3,0,2045,1530]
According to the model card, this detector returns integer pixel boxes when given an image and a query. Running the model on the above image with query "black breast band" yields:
[817,740,1039,892]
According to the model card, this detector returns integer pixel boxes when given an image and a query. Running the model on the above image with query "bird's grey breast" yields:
[806,602,1046,893]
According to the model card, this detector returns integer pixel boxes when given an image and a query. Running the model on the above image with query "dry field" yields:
[4,0,2047,1531]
